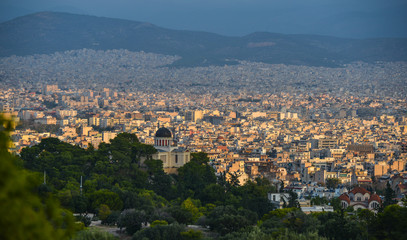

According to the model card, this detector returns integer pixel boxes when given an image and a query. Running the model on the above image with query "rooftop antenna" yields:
[80,176,83,195]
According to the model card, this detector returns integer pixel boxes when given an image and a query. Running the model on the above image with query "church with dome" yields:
[152,127,190,174]
[339,187,382,212]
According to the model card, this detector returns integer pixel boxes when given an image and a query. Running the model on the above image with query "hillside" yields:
[0,12,406,67]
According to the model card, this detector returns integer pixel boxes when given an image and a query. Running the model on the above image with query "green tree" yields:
[200,183,226,204]
[98,204,112,221]
[102,211,121,226]
[117,209,148,235]
[0,114,77,240]
[260,208,298,236]
[356,209,375,239]
[177,153,216,198]
[20,137,88,191]
[132,223,186,240]
[167,205,194,224]
[383,181,396,207]
[190,152,211,165]
[89,189,123,212]
[180,229,203,240]
[206,205,257,235]
[283,210,320,234]
[109,132,139,156]
[280,180,285,193]
[227,172,241,189]
[310,196,328,206]
[145,159,175,199]
[235,178,275,217]
[133,189,168,213]
[210,214,251,236]
[260,215,286,236]
[285,191,300,208]
[370,204,407,240]
[151,220,169,227]
[330,197,342,211]
[72,194,88,214]
[325,178,341,189]
[317,211,365,240]
[181,198,203,222]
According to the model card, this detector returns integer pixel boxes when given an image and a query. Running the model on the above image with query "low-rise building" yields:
[339,187,381,211]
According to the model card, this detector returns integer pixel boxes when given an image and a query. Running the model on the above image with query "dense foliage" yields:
[0,115,77,240]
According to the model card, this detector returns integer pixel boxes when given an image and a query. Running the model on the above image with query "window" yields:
[175,155,178,163]
[371,202,379,209]
[357,197,361,201]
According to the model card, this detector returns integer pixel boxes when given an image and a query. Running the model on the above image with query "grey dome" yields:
[155,127,172,138]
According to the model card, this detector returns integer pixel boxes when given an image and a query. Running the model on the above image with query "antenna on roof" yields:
[80,176,83,195]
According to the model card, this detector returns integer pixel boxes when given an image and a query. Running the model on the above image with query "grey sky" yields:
[1,0,406,38]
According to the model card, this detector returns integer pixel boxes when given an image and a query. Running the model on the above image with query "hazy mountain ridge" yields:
[1,12,406,67]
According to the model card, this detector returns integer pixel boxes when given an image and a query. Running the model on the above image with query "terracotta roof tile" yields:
[339,193,351,204]
[369,194,382,204]
[349,186,371,195]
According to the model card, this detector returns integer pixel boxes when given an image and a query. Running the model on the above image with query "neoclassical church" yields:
[339,187,381,211]
[152,127,190,174]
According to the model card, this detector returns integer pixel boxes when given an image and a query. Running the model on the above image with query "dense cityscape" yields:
[1,46,407,237]
[1,49,407,97]
[1,8,407,238]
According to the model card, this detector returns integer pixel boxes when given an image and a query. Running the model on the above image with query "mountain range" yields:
[1,12,406,67]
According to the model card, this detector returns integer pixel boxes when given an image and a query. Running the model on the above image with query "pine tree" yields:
[287,191,300,208]
[383,181,396,207]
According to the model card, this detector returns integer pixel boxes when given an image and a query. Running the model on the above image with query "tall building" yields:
[89,117,100,126]
[185,110,203,122]
[374,161,389,176]
[152,127,190,174]
[42,84,59,95]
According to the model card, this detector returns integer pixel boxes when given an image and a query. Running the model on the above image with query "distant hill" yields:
[0,12,406,67]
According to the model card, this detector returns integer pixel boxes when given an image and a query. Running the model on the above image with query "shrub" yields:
[117,209,148,235]
[102,211,121,226]
[74,229,118,240]
[132,223,185,240]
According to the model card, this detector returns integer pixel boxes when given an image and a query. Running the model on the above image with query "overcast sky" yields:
[1,0,406,38]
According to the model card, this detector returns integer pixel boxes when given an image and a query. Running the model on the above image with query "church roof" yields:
[155,127,172,138]
[369,194,382,203]
[339,193,351,204]
[349,187,370,195]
